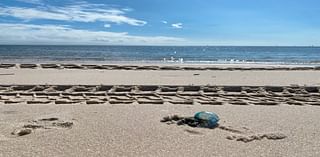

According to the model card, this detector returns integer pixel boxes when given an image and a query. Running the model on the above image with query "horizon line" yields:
[0,44,319,47]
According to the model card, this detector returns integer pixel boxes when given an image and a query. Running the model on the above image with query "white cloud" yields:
[172,23,183,29]
[0,7,70,21]
[0,23,185,45]
[161,20,168,24]
[104,24,111,28]
[122,8,133,12]
[0,4,147,26]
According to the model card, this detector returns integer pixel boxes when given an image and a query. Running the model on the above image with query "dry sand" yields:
[1,104,320,157]
[0,65,320,157]
[0,68,320,86]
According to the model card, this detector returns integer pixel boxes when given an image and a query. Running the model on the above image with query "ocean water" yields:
[0,45,319,65]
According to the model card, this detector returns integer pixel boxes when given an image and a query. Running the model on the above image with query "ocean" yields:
[0,45,319,65]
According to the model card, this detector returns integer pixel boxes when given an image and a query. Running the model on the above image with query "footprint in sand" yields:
[184,129,204,135]
[11,116,74,137]
[161,115,287,142]
[226,132,287,143]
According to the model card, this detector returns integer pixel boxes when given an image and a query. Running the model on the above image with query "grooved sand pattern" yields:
[0,85,319,106]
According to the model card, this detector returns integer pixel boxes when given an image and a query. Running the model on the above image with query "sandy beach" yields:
[1,64,320,157]
[1,104,320,157]
[1,0,320,155]
[0,63,319,86]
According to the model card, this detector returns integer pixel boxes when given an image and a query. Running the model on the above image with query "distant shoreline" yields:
[0,60,320,67]
[0,63,319,70]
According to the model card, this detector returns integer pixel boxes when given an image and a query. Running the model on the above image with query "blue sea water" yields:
[0,45,319,65]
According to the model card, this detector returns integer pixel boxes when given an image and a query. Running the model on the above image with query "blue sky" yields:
[0,0,319,45]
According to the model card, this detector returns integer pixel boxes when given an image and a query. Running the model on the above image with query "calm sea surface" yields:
[0,45,319,65]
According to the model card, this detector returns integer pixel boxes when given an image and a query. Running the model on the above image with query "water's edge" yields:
[1,45,320,65]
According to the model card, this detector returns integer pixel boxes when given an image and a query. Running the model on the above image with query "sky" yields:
[0,0,319,46]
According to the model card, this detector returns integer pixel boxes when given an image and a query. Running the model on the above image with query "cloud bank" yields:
[0,1,188,45]
[0,23,185,45]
